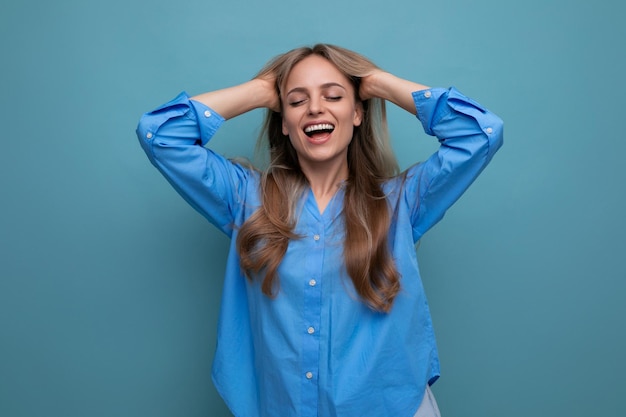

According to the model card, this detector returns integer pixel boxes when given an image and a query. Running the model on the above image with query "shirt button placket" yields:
[301,228,322,415]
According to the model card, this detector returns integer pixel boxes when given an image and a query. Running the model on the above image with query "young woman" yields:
[137,44,503,417]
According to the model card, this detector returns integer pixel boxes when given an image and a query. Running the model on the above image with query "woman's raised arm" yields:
[359,70,429,115]
[191,76,279,120]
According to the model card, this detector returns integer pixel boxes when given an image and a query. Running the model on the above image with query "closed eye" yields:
[289,99,307,107]
[326,96,342,101]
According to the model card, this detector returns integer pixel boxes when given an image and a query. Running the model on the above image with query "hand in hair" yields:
[253,72,281,113]
[358,69,388,101]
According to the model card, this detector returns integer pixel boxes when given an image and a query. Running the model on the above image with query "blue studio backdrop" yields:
[1,0,624,416]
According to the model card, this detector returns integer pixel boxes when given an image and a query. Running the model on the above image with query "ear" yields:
[282,117,289,136]
[353,101,363,127]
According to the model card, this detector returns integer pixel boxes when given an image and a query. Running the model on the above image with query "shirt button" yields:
[486,127,493,134]
[424,91,432,98]
[204,110,212,118]
[305,372,313,379]
[313,234,320,241]
[307,326,315,334]
[146,132,153,139]
[308,279,317,287]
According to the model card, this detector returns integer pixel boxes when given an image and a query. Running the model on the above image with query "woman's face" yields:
[281,55,362,171]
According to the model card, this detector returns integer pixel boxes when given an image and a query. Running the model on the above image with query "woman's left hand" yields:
[359,69,387,101]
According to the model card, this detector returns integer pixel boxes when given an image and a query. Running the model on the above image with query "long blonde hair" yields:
[237,44,402,312]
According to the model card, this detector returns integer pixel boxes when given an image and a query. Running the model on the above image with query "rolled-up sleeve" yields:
[406,87,504,241]
[136,92,252,236]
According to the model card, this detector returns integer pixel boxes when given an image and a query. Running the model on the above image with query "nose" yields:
[307,96,324,115]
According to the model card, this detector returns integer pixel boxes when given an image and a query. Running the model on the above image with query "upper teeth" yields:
[304,123,334,133]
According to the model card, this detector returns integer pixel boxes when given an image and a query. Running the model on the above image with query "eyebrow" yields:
[286,82,347,96]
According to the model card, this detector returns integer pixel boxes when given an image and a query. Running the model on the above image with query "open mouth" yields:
[304,123,335,139]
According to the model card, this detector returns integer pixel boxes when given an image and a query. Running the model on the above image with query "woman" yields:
[137,44,503,417]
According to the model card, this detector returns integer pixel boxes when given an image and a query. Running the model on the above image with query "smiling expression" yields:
[281,55,362,172]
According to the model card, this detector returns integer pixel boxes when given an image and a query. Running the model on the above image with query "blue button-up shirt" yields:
[137,87,503,417]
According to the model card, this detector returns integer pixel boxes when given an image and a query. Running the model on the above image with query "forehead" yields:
[284,55,352,92]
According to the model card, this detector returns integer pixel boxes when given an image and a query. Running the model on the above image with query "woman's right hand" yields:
[253,75,280,113]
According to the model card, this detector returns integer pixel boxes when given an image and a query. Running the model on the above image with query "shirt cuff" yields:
[136,91,225,147]
[413,87,492,138]
[189,99,225,146]
[137,91,190,144]
[412,88,448,137]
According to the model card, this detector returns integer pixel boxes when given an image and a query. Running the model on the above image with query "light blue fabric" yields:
[136,87,503,417]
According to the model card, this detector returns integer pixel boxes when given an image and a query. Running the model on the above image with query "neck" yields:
[299,158,348,214]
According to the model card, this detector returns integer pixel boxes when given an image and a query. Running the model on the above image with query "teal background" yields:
[1,0,624,416]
